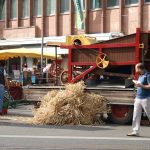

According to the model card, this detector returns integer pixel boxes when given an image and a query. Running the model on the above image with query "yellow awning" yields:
[0,48,60,60]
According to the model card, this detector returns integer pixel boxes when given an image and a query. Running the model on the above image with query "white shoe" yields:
[127,132,140,137]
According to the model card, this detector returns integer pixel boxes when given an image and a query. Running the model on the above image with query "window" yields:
[10,0,17,19]
[107,0,119,7]
[60,0,69,13]
[145,0,150,2]
[90,0,101,9]
[74,0,85,12]
[46,0,56,15]
[0,0,5,20]
[125,0,138,5]
[80,0,85,10]
[74,0,84,30]
[34,0,41,16]
[22,0,29,18]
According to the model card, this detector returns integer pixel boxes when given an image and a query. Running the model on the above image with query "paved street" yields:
[0,105,149,150]
[0,123,150,150]
[0,0,149,149]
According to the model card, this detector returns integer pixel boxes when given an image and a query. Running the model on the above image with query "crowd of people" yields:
[0,59,59,115]
[22,59,55,85]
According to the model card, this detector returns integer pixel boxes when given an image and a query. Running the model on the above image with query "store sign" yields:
[73,0,84,30]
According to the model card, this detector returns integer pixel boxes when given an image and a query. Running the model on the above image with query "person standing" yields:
[0,61,6,115]
[23,63,29,72]
[127,63,150,136]
[42,59,53,84]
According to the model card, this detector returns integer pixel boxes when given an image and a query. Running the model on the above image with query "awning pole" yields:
[20,57,23,86]
[20,57,23,72]
[46,58,48,83]
[41,36,44,74]
[55,46,58,85]
[7,59,9,75]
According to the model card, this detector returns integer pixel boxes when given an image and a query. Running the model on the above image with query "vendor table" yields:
[9,86,23,100]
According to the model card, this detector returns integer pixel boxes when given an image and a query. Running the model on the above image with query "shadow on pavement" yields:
[0,121,114,131]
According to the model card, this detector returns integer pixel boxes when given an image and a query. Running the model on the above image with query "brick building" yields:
[0,0,150,39]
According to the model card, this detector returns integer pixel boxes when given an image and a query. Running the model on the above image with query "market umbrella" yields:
[0,48,60,60]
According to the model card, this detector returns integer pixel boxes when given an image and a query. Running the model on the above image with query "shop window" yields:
[60,0,69,13]
[107,0,119,7]
[90,0,101,9]
[10,0,17,19]
[22,0,29,18]
[125,0,138,5]
[34,0,41,16]
[0,0,5,20]
[145,0,150,2]
[46,0,56,15]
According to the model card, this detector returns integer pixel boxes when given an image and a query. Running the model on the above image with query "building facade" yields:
[0,0,150,39]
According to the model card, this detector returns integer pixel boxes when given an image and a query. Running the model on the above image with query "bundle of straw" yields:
[32,81,109,125]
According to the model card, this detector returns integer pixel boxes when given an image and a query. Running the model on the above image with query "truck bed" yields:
[23,85,135,105]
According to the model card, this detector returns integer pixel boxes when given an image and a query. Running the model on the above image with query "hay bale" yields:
[32,81,110,125]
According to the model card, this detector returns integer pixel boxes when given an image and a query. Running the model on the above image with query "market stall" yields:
[0,47,57,59]
[0,47,61,100]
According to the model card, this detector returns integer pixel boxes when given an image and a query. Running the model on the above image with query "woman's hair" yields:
[0,61,5,67]
[47,59,53,64]
[23,63,28,68]
[136,63,145,70]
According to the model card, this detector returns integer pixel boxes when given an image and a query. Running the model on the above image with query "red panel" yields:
[71,62,95,66]
[110,61,136,65]
[9,87,23,100]
[60,42,136,49]
[71,65,97,83]
[135,28,141,79]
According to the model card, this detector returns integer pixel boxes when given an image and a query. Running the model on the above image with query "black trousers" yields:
[42,73,47,84]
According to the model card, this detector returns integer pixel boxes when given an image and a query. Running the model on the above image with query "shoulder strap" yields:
[0,68,4,75]
[145,72,150,84]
